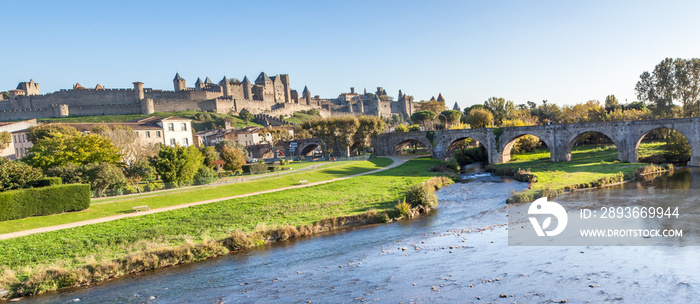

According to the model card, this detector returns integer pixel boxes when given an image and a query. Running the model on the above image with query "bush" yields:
[280,159,290,166]
[32,177,63,187]
[268,163,280,172]
[0,158,43,191]
[82,163,128,197]
[0,184,90,221]
[193,165,218,185]
[242,163,268,174]
[394,199,412,218]
[404,183,438,209]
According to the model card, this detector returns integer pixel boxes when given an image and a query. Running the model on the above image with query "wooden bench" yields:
[132,205,150,212]
[299,180,309,185]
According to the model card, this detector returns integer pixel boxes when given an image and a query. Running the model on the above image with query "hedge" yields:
[242,163,268,175]
[0,184,91,221]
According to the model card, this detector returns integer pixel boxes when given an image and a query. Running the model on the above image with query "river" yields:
[23,169,700,303]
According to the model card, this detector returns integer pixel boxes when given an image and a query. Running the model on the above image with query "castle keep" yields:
[0,73,416,121]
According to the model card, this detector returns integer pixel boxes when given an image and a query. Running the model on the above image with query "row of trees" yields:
[297,115,386,157]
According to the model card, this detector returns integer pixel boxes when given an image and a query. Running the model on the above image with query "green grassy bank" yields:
[0,159,391,235]
[488,145,671,203]
[0,158,451,299]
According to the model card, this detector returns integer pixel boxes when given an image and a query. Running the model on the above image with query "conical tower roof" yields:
[242,76,250,83]
[174,73,184,81]
[255,72,272,84]
[302,85,310,94]
[437,93,445,102]
[205,77,214,85]
[195,77,203,85]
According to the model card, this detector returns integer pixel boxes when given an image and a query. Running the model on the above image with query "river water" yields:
[23,169,700,303]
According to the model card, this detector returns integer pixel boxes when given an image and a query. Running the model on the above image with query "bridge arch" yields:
[384,132,433,156]
[634,126,693,164]
[445,136,489,163]
[499,133,551,162]
[299,143,320,157]
[564,130,621,161]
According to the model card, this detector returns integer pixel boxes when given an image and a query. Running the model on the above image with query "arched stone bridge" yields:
[373,117,700,166]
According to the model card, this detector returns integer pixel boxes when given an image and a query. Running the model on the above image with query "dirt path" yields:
[0,156,417,240]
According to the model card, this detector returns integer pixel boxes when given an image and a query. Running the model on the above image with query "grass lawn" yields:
[0,157,447,286]
[490,143,669,202]
[0,158,392,234]
[283,111,320,124]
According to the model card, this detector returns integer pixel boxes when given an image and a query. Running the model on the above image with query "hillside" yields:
[38,111,263,132]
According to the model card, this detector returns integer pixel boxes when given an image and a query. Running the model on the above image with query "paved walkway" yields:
[0,156,415,240]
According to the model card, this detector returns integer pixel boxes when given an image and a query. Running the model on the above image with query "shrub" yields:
[394,199,412,218]
[82,163,128,197]
[0,184,90,221]
[242,163,268,174]
[193,165,218,185]
[424,176,454,191]
[0,158,43,191]
[267,163,279,172]
[280,159,290,166]
[404,183,438,209]
[32,177,62,188]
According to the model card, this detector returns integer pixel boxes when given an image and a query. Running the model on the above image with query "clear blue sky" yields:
[3,0,699,109]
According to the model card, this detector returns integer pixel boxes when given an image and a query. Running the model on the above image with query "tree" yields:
[531,100,562,124]
[26,124,82,142]
[200,146,220,168]
[410,110,437,130]
[0,131,11,150]
[81,162,128,197]
[604,95,621,112]
[258,128,293,158]
[354,116,386,155]
[484,97,515,125]
[636,58,700,118]
[239,109,254,123]
[220,146,246,171]
[664,130,691,163]
[23,130,122,170]
[415,99,446,114]
[394,123,408,133]
[464,108,494,128]
[0,157,43,191]
[92,125,143,163]
[150,145,203,187]
[125,159,156,183]
[293,125,312,140]
[439,110,462,128]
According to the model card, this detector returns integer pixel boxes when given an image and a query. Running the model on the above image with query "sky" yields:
[2,0,699,109]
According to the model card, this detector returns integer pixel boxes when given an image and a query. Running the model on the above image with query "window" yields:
[181,123,187,131]
[183,138,189,146]
[156,131,161,137]
[146,131,151,138]
[168,123,174,131]
[170,138,176,146]
[15,148,19,156]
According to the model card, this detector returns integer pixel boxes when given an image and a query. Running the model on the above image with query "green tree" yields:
[531,100,562,124]
[0,157,43,191]
[150,145,204,187]
[464,108,494,128]
[407,124,421,132]
[410,110,437,130]
[354,115,386,155]
[439,110,462,128]
[193,165,218,185]
[415,99,446,114]
[200,146,220,168]
[23,131,122,170]
[125,159,157,182]
[484,97,515,125]
[604,95,621,112]
[26,124,82,142]
[635,58,700,117]
[220,146,246,171]
[82,162,128,197]
[664,130,691,163]
[239,109,254,123]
